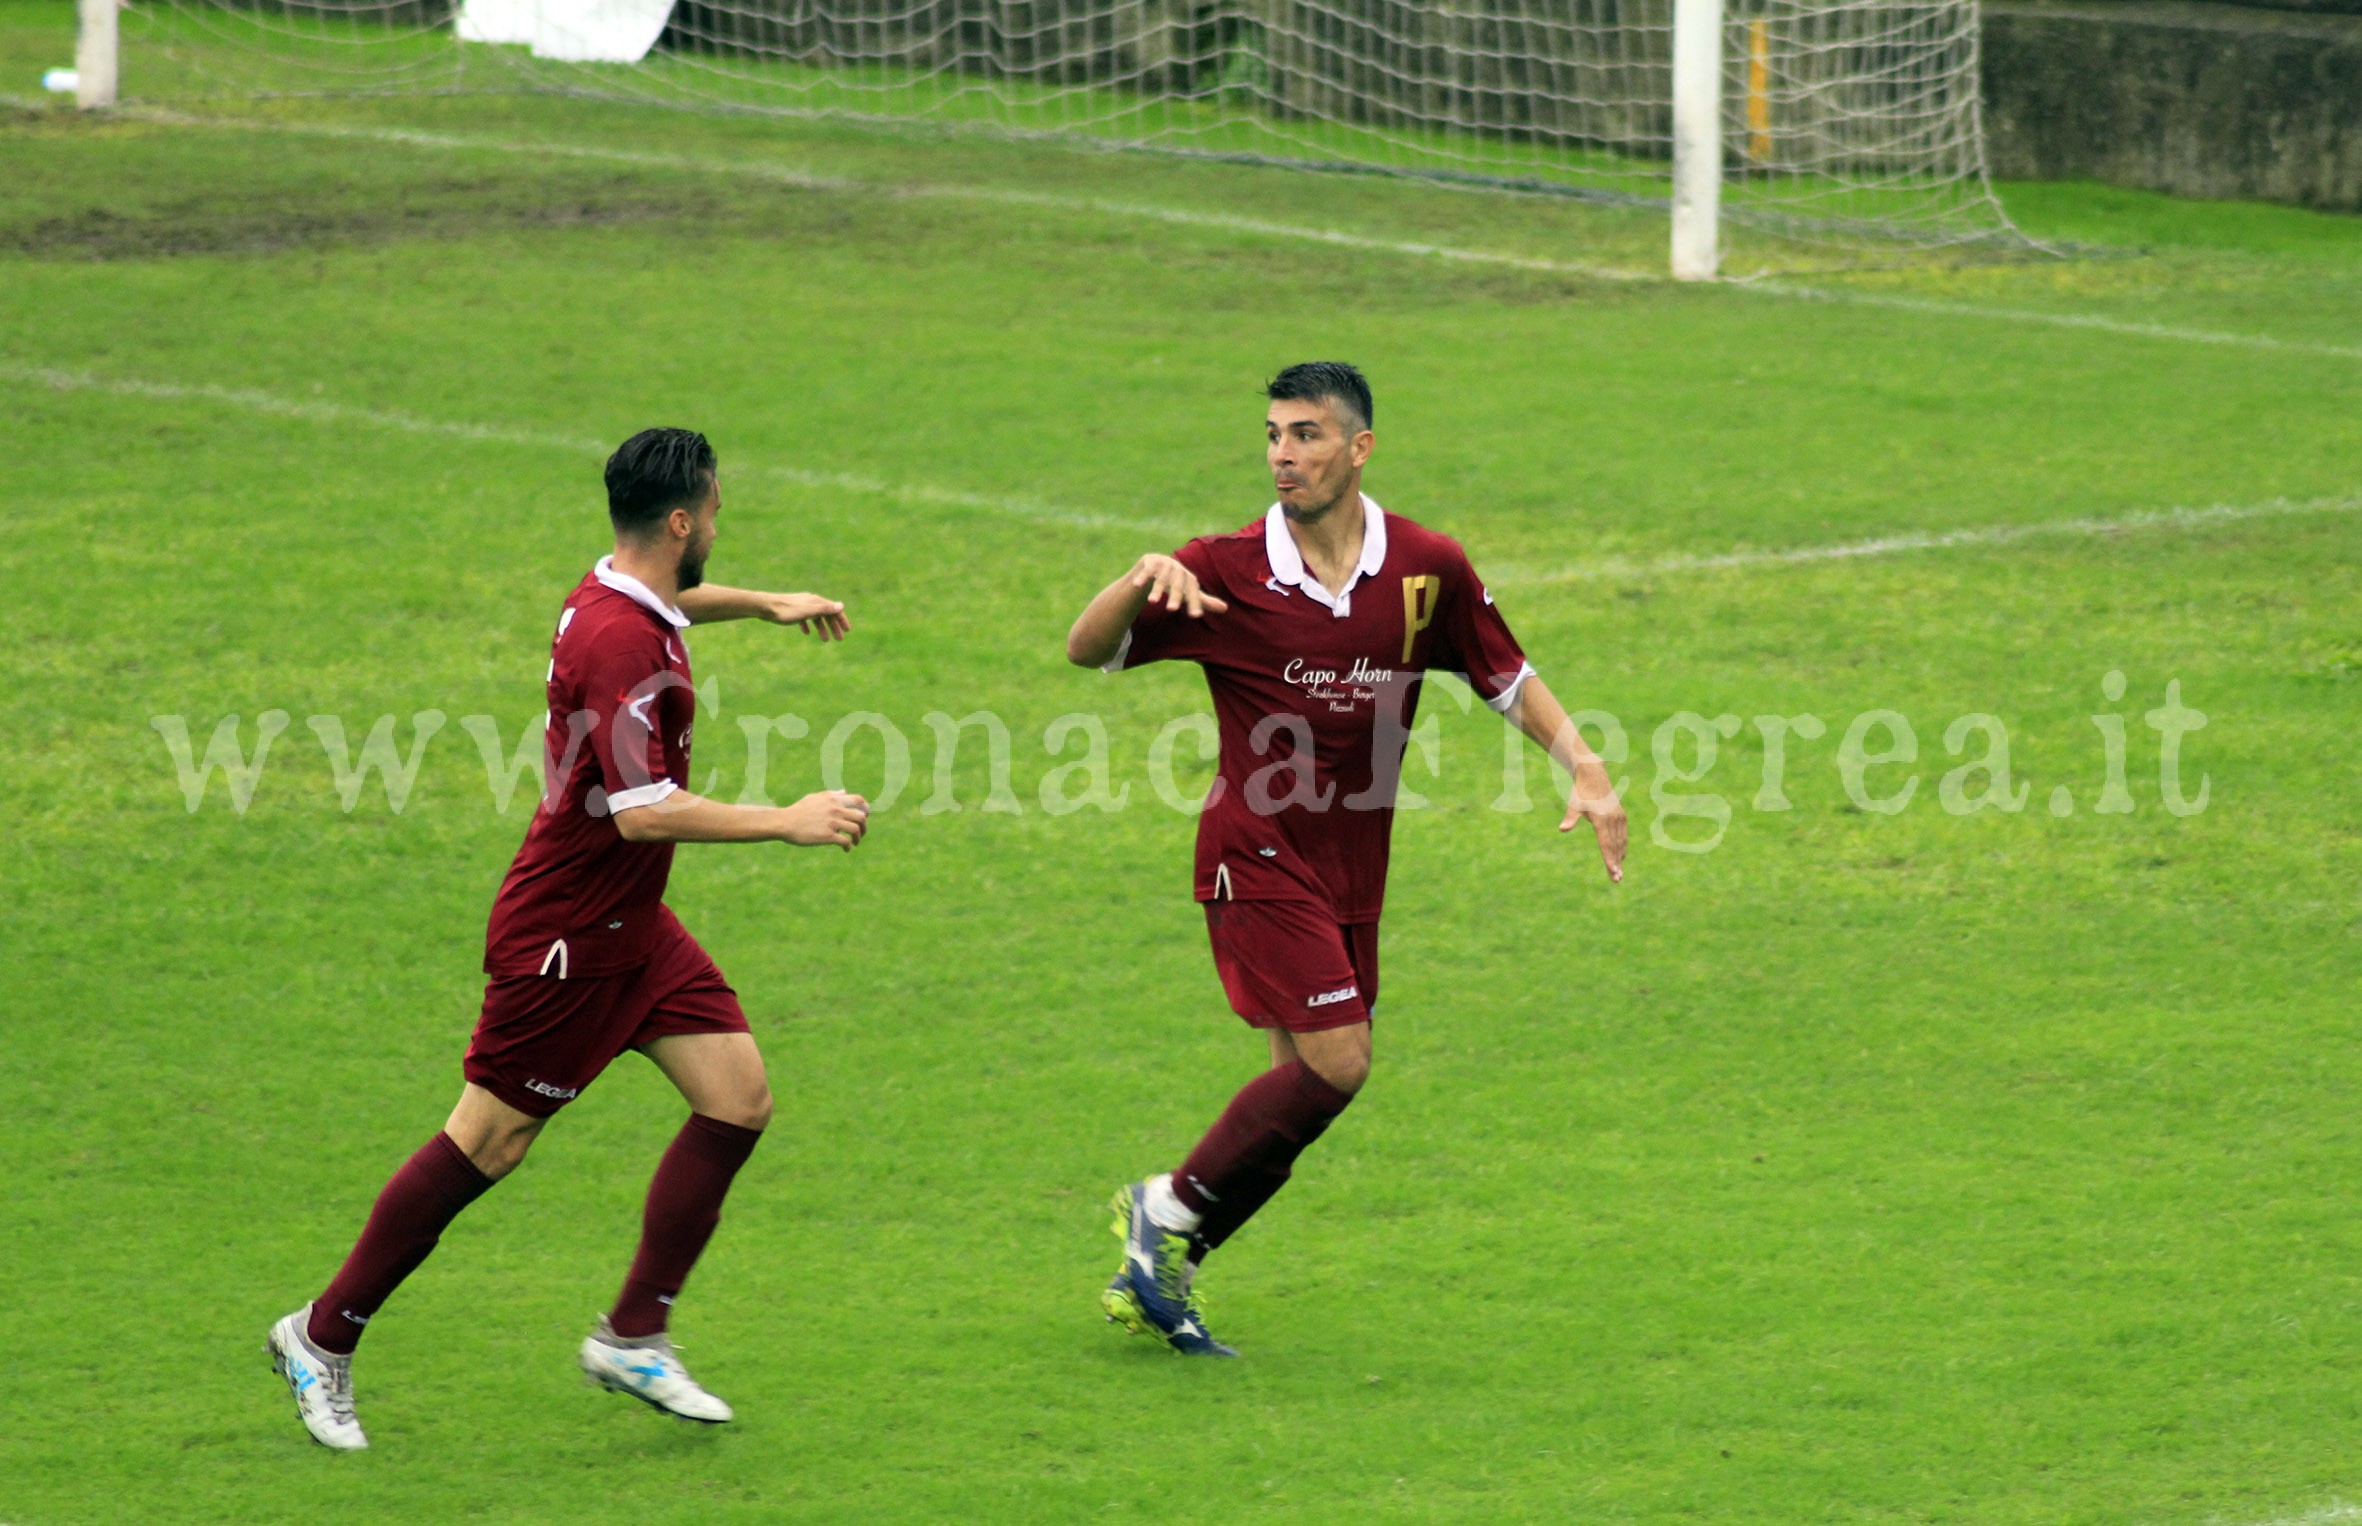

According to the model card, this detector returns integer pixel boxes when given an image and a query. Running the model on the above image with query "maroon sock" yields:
[1195,1164,1292,1254]
[308,1131,494,1355]
[1171,1061,1353,1243]
[608,1114,764,1340]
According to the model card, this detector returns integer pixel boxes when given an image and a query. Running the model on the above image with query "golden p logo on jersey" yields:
[1400,574,1441,662]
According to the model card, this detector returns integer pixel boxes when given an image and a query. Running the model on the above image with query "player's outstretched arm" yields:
[1506,677,1628,883]
[677,583,851,640]
[1065,553,1228,667]
[614,788,869,849]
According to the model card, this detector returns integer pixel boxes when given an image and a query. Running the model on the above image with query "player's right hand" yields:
[782,789,869,849]
[1560,770,1627,884]
[1129,554,1228,618]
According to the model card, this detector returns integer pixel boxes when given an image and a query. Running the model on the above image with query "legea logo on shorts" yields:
[1307,986,1359,1008]
[524,1078,579,1100]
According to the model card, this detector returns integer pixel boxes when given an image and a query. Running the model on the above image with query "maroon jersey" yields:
[483,557,697,978]
[1109,498,1532,921]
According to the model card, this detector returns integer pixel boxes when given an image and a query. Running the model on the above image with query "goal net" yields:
[100,0,2027,271]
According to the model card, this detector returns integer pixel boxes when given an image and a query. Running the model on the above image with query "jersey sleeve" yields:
[578,625,685,813]
[1104,537,1232,671]
[1431,544,1535,714]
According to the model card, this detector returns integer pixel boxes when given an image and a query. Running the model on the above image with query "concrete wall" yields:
[1981,0,2362,210]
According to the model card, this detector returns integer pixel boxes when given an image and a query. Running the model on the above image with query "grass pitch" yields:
[2,2,2360,1518]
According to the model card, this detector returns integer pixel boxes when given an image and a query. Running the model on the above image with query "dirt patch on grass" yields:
[0,174,829,260]
[0,150,1628,304]
[2,190,714,259]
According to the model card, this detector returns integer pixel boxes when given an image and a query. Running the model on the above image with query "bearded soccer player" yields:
[267,428,872,1448]
[1067,362,1628,1355]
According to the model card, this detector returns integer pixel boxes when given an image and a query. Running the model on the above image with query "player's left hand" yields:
[758,592,851,640]
[1560,775,1627,883]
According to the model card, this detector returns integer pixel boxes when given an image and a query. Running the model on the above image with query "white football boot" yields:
[580,1316,734,1424]
[266,1305,368,1451]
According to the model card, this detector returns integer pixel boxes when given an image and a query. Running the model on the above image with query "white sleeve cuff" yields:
[606,779,679,813]
[1484,662,1537,715]
[1099,630,1134,674]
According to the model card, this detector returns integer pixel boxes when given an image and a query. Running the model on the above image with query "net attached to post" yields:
[115,0,2030,269]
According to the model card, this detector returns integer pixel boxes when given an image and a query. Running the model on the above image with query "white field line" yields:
[2214,1503,2362,1526]
[1492,494,2362,585]
[32,103,2361,357]
[0,362,1180,536]
[312,122,1648,279]
[84,107,1651,284]
[10,360,2349,582]
[1759,284,2362,363]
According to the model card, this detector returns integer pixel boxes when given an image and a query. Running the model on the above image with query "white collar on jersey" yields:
[1261,493,1387,618]
[593,556,692,629]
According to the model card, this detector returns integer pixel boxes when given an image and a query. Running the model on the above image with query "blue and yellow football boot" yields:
[1100,1181,1236,1357]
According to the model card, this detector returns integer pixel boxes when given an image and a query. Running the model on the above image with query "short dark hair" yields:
[1267,361,1373,434]
[605,427,717,537]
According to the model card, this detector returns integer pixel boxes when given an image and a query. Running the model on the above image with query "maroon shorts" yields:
[465,916,748,1117]
[1204,899,1378,1034]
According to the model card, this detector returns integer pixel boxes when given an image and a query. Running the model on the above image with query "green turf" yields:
[63,0,2030,260]
[3,3,2361,1519]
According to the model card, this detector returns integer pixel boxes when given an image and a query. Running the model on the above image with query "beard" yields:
[677,538,710,592]
[1279,480,1348,522]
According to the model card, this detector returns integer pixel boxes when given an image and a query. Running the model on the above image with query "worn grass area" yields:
[3,4,2361,1521]
[38,0,2032,264]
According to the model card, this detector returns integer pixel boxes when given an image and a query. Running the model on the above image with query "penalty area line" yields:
[1493,493,2362,585]
[7,363,2350,581]
[0,362,1180,537]
[2217,1503,2362,1526]
[20,99,2359,359]
[58,103,1650,285]
[1755,285,2362,363]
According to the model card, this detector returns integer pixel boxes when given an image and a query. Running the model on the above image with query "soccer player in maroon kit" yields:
[268,428,872,1447]
[1067,363,1628,1355]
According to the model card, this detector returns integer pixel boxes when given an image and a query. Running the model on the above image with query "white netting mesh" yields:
[116,0,2027,263]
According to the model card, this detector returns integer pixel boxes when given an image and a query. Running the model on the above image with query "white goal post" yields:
[1669,0,1723,279]
[82,0,2022,275]
[75,0,119,109]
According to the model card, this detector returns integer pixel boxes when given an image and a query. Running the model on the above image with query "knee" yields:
[713,1083,772,1133]
[468,1119,543,1181]
[1303,1044,1371,1097]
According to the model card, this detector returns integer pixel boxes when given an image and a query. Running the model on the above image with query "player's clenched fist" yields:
[1129,553,1229,619]
[781,789,869,849]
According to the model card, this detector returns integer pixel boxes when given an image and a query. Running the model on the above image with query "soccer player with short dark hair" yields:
[1067,362,1628,1355]
[268,428,872,1448]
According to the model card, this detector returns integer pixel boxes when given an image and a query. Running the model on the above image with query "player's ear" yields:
[1352,429,1375,466]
